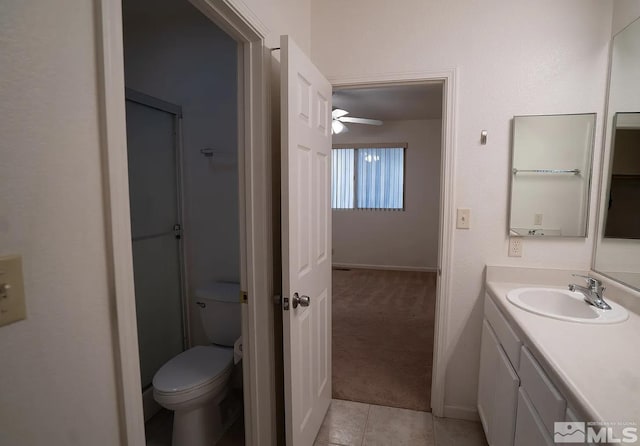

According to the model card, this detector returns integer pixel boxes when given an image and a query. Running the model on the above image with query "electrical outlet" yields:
[534,213,543,226]
[508,237,523,257]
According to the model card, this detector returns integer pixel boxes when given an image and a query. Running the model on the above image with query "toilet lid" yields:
[153,345,233,393]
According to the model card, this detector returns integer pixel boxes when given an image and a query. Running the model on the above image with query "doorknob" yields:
[292,292,310,309]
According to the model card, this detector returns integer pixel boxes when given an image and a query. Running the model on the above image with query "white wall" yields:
[311,0,612,416]
[123,0,239,345]
[230,0,311,52]
[0,0,310,442]
[612,0,640,35]
[0,1,121,444]
[332,119,441,270]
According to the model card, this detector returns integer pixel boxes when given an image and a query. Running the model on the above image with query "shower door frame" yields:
[124,88,191,385]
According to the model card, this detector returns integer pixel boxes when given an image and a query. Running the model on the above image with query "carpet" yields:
[332,268,436,412]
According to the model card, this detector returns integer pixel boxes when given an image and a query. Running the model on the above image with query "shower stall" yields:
[125,89,188,391]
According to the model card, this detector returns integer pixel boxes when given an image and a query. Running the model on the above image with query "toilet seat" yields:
[153,345,233,397]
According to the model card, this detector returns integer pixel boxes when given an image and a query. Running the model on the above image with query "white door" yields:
[281,35,333,445]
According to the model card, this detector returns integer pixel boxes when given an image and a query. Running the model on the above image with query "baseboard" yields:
[332,262,437,272]
[142,386,161,422]
[442,404,480,421]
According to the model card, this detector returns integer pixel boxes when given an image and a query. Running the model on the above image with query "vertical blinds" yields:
[331,148,355,209]
[331,146,405,210]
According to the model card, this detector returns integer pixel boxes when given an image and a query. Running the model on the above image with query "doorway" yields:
[329,82,445,411]
[100,0,291,440]
[121,0,245,443]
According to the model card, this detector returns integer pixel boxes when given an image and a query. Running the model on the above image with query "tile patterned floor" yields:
[315,399,488,446]
[147,399,487,446]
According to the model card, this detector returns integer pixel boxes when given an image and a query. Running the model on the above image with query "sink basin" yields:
[506,287,629,324]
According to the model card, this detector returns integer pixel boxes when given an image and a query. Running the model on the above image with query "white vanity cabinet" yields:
[478,297,521,446]
[478,293,575,446]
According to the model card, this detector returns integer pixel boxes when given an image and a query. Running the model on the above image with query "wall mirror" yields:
[594,17,640,291]
[509,113,596,237]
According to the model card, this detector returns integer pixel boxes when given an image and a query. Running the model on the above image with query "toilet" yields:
[152,281,241,446]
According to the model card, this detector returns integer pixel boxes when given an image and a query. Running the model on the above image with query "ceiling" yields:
[332,82,444,122]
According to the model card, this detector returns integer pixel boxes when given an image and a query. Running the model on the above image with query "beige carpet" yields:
[332,268,436,412]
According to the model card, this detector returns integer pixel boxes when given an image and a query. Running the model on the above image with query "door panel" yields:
[281,35,332,445]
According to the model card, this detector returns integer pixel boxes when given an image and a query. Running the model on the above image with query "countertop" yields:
[485,266,640,436]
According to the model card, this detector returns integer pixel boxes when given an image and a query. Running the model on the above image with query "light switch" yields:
[0,255,26,327]
[457,208,471,229]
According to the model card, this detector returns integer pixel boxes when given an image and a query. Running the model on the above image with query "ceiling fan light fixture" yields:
[332,120,347,135]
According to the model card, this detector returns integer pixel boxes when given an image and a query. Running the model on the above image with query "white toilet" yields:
[152,281,241,446]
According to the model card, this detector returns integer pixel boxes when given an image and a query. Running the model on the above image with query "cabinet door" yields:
[477,319,520,446]
[478,319,499,436]
[514,389,553,446]
[492,342,520,446]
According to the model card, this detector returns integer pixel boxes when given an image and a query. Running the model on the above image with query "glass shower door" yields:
[125,96,185,389]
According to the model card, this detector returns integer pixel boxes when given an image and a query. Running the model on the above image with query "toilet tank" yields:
[195,281,241,347]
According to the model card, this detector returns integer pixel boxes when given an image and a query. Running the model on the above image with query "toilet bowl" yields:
[152,281,241,446]
[153,345,233,446]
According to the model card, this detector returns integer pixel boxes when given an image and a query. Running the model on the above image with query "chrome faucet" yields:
[568,274,612,310]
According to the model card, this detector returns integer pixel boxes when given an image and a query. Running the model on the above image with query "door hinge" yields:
[173,223,183,240]
[240,290,248,304]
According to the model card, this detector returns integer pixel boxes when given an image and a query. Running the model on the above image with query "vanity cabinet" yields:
[478,319,520,446]
[478,297,522,446]
[478,294,576,446]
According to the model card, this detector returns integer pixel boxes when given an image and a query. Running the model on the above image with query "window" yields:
[331,145,406,210]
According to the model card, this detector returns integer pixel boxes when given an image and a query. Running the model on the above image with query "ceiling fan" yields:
[331,108,383,134]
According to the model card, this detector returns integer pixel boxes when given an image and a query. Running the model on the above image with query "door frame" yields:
[96,1,275,445]
[330,70,457,417]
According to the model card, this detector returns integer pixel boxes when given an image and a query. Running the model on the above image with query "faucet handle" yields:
[571,274,602,290]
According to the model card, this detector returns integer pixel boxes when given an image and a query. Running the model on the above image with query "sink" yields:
[506,287,629,324]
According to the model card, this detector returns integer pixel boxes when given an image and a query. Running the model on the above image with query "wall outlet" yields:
[534,213,543,225]
[508,237,523,257]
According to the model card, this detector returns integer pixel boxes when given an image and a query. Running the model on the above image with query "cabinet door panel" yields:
[519,347,566,435]
[485,295,522,369]
[478,318,519,446]
[478,319,499,437]
[492,343,520,446]
[515,389,553,446]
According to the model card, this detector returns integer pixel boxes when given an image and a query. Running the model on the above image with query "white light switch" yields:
[457,208,471,229]
[0,255,26,327]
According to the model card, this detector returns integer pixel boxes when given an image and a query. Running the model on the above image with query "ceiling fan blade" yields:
[332,108,349,119]
[331,119,348,134]
[338,116,383,126]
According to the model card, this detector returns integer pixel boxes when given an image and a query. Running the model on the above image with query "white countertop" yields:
[485,266,640,434]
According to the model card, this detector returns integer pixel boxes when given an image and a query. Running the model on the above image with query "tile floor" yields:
[315,399,488,446]
[147,399,486,446]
